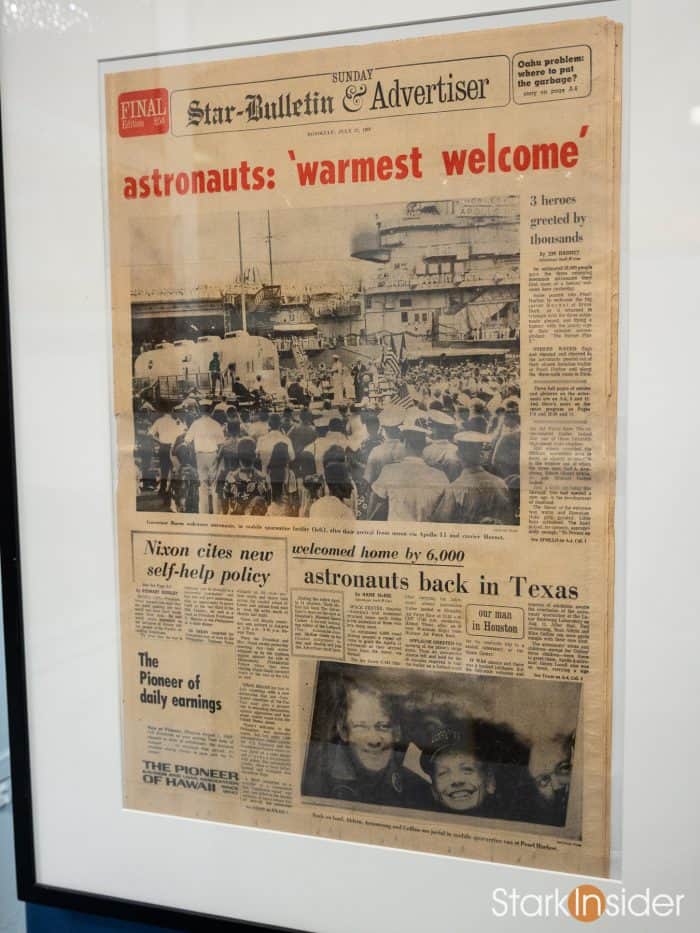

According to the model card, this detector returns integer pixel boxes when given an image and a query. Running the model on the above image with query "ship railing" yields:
[367,269,519,291]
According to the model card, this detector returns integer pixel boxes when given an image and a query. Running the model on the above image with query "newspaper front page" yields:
[105,16,621,876]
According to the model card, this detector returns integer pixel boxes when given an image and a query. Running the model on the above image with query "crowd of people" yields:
[302,666,574,827]
[134,355,520,525]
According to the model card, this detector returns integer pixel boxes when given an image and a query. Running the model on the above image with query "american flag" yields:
[381,344,401,377]
[388,381,414,409]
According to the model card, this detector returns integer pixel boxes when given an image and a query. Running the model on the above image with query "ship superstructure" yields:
[350,198,520,353]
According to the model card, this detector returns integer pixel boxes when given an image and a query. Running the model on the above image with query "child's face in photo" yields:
[431,750,494,812]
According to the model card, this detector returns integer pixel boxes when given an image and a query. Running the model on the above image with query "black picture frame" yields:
[0,5,623,926]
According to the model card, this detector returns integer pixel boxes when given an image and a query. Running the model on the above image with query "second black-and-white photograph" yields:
[302,661,580,831]
[131,197,520,524]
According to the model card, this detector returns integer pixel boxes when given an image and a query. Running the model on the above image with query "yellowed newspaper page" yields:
[105,15,621,876]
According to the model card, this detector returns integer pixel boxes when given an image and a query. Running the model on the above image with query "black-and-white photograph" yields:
[302,662,580,830]
[131,197,520,523]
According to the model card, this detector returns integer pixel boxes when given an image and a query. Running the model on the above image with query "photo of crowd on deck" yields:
[133,353,520,525]
[302,662,580,830]
[131,197,521,525]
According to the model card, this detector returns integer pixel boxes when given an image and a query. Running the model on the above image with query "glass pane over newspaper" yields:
[104,15,621,876]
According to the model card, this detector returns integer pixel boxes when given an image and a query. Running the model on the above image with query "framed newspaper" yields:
[1,1,639,931]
